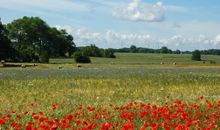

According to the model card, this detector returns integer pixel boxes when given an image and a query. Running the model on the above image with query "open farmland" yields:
[50,53,220,65]
[0,53,220,129]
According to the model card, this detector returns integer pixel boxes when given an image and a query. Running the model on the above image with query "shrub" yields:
[192,50,201,61]
[210,60,216,64]
[104,49,116,58]
[73,51,91,63]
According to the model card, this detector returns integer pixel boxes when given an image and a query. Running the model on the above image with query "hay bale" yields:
[160,62,164,65]
[0,63,4,67]
[173,62,176,65]
[1,60,5,64]
[21,64,26,68]
[76,64,82,68]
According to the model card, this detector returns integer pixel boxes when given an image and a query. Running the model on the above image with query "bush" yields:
[104,49,116,58]
[192,50,201,61]
[73,51,91,63]
[210,60,216,64]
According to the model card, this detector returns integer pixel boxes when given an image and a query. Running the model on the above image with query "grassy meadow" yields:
[1,53,220,129]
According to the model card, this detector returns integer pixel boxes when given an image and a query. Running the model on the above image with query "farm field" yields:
[50,53,220,65]
[0,53,220,129]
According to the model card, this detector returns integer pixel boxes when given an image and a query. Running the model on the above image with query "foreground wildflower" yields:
[0,97,219,129]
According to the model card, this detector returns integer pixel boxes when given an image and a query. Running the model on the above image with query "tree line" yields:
[114,45,181,54]
[73,44,116,63]
[200,49,220,55]
[0,16,116,63]
[114,45,220,55]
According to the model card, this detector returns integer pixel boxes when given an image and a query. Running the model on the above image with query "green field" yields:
[50,53,220,65]
[0,53,220,129]
[1,53,220,106]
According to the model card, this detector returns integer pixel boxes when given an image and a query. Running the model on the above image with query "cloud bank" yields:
[112,0,166,22]
[215,35,220,45]
[56,25,220,50]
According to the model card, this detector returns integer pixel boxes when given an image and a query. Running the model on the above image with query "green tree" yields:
[174,49,181,54]
[192,50,201,61]
[81,44,102,57]
[104,48,116,58]
[0,21,13,60]
[7,16,51,62]
[160,46,169,54]
[49,28,76,57]
[7,16,76,62]
[130,45,137,53]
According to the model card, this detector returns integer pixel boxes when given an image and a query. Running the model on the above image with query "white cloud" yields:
[197,34,211,44]
[214,35,220,45]
[159,35,184,46]
[56,25,154,48]
[112,0,166,22]
[55,25,220,50]
[55,25,74,34]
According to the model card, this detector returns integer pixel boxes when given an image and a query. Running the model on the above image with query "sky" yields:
[0,0,220,50]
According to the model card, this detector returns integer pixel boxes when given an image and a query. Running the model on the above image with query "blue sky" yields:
[0,0,220,50]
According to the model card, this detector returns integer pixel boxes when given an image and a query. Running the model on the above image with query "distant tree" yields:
[104,48,116,58]
[130,45,137,53]
[81,44,102,57]
[182,51,192,54]
[200,49,220,55]
[168,49,173,54]
[192,50,201,61]
[73,51,91,63]
[174,49,181,54]
[115,48,130,53]
[114,46,177,54]
[160,46,169,54]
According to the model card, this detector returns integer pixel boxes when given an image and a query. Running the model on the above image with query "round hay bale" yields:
[160,62,164,65]
[76,64,82,68]
[173,62,176,65]
[1,60,5,64]
[0,63,4,67]
[21,64,26,68]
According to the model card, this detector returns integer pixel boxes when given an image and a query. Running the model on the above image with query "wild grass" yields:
[0,66,220,113]
[1,53,220,129]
